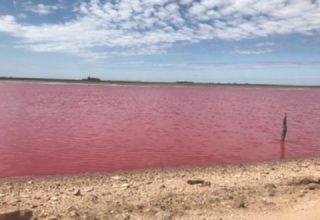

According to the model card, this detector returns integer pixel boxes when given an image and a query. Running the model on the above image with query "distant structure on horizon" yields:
[176,81,195,84]
[82,76,101,81]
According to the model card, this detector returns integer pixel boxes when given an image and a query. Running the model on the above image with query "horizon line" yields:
[1,76,320,88]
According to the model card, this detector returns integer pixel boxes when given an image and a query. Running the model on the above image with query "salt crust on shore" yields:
[0,158,320,220]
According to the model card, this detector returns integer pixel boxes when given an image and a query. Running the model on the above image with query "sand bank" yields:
[0,158,320,220]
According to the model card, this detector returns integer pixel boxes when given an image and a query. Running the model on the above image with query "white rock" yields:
[70,210,78,217]
[46,216,58,220]
[121,184,130,189]
[20,194,29,198]
[84,187,94,192]
[111,176,122,180]
[51,196,59,201]
[73,189,81,196]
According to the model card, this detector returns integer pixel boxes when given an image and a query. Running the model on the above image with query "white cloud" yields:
[149,61,320,70]
[17,13,28,19]
[0,16,20,33]
[23,3,62,15]
[230,41,275,55]
[179,0,193,5]
[0,0,319,60]
[256,42,275,47]
[231,48,273,55]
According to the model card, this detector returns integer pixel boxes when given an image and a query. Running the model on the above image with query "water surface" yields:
[1,82,320,178]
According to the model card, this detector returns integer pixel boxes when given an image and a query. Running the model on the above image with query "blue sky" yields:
[0,0,320,85]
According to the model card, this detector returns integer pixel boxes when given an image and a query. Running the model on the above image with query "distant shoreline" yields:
[1,77,320,88]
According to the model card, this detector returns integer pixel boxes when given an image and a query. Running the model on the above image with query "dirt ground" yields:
[0,158,320,220]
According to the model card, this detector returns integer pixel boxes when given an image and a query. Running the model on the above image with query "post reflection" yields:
[280,141,286,160]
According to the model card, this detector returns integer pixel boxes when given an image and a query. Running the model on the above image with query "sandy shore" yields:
[0,158,320,220]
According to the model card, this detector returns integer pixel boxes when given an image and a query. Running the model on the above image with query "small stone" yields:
[298,192,305,197]
[123,214,130,220]
[233,197,247,208]
[307,183,320,190]
[27,181,33,185]
[31,205,38,209]
[301,163,310,168]
[8,186,14,190]
[292,168,301,172]
[46,216,59,220]
[261,199,275,206]
[297,177,320,185]
[268,190,276,197]
[84,187,94,192]
[0,194,5,198]
[73,189,81,196]
[51,196,59,202]
[264,183,276,190]
[187,179,211,187]
[111,176,121,180]
[160,185,166,189]
[8,199,21,206]
[200,181,211,187]
[67,206,76,211]
[121,184,130,189]
[155,211,172,220]
[187,179,205,185]
[91,195,98,203]
[137,204,144,210]
[20,194,29,199]
[40,212,48,218]
[70,210,79,217]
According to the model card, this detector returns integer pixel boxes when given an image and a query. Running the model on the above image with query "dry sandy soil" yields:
[0,158,320,220]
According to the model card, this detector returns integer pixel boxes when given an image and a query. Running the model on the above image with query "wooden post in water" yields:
[281,112,287,142]
[280,141,285,160]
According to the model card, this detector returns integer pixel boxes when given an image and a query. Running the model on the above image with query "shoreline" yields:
[1,78,320,89]
[0,157,318,182]
[1,158,320,219]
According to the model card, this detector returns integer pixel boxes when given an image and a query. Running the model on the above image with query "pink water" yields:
[0,82,320,178]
